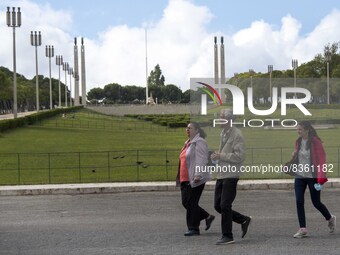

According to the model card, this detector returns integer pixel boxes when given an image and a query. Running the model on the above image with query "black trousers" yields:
[181,182,209,231]
[214,178,248,239]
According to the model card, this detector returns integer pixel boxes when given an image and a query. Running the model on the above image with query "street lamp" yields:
[249,69,254,88]
[80,38,87,106]
[56,55,63,107]
[31,31,42,111]
[45,45,54,109]
[68,67,73,107]
[325,52,331,104]
[6,6,21,118]
[63,62,69,107]
[268,65,273,101]
[292,59,298,99]
[178,85,181,103]
[73,38,80,106]
[234,72,238,86]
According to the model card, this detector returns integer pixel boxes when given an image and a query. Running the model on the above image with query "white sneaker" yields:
[328,215,336,233]
[293,228,308,238]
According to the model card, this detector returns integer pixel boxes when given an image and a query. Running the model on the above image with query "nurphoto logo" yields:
[190,78,313,128]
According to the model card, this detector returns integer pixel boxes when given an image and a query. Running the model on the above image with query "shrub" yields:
[167,122,188,128]
[0,106,84,133]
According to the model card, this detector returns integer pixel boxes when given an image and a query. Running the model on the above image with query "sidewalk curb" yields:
[0,179,340,196]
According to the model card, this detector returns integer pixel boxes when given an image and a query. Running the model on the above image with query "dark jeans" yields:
[214,178,248,239]
[294,178,332,228]
[180,182,209,231]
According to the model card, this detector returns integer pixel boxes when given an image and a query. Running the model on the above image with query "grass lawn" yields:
[0,108,339,184]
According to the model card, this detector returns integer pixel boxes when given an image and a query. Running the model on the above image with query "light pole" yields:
[56,55,63,107]
[80,38,87,105]
[178,85,181,103]
[249,69,255,104]
[45,45,54,109]
[73,38,80,106]
[268,65,273,102]
[325,52,331,104]
[234,73,238,86]
[249,69,254,88]
[68,67,73,107]
[145,28,149,104]
[292,59,298,99]
[63,62,69,107]
[31,31,42,111]
[6,7,21,118]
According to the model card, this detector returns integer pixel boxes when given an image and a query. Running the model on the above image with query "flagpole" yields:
[145,28,149,104]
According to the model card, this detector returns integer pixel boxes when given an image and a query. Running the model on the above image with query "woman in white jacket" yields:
[176,122,215,236]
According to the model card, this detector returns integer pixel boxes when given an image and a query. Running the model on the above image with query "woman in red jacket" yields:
[292,121,336,238]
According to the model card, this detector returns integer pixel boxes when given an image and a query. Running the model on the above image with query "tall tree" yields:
[324,42,339,58]
[0,70,12,100]
[162,84,182,103]
[88,87,105,101]
[147,64,165,87]
[103,83,122,102]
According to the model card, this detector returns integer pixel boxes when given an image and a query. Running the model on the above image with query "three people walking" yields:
[177,115,336,243]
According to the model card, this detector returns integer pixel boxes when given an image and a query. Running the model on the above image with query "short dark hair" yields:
[190,122,206,139]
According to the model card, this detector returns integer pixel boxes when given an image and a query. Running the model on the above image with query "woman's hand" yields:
[194,176,201,183]
[211,152,220,161]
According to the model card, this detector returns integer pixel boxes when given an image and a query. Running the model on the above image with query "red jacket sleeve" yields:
[311,137,328,185]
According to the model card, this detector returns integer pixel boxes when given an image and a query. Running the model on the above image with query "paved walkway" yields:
[0,111,37,120]
[1,178,339,196]
[1,189,339,255]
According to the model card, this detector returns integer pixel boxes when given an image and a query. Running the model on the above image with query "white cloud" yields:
[223,10,340,78]
[293,9,340,62]
[1,0,340,94]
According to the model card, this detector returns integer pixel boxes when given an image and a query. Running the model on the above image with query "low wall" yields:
[86,104,201,116]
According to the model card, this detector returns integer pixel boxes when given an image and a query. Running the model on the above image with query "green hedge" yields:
[0,118,26,132]
[0,106,84,133]
[125,113,189,128]
[167,122,188,128]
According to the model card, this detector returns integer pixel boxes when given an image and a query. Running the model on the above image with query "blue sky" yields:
[30,0,340,38]
[27,0,340,38]
[1,0,340,93]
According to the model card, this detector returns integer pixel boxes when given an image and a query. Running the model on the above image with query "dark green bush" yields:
[0,106,83,133]
[123,113,190,128]
[167,122,188,128]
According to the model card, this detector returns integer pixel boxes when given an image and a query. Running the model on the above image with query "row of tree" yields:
[87,83,188,104]
[227,43,340,104]
[0,66,84,113]
[1,42,340,113]
[88,42,340,105]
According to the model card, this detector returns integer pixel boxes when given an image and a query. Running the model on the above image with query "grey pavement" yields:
[0,189,339,255]
[0,111,38,120]
[1,178,340,196]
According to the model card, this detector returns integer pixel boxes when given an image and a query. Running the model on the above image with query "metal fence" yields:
[0,147,339,185]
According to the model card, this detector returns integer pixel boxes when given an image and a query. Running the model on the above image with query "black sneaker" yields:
[241,216,252,238]
[184,230,200,236]
[205,215,215,231]
[216,236,235,245]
